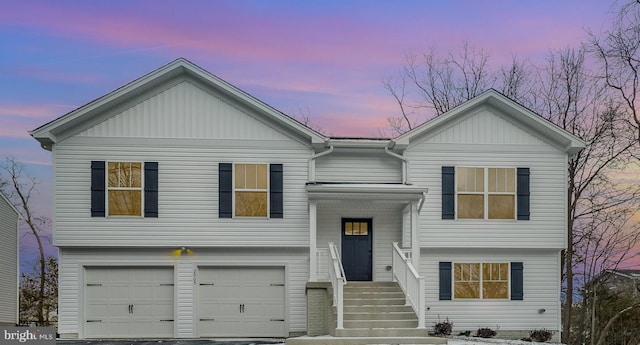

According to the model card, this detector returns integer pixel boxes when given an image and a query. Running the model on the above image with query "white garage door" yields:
[198,266,285,337]
[84,267,174,338]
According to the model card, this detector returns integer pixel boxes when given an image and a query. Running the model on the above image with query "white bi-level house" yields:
[31,58,584,341]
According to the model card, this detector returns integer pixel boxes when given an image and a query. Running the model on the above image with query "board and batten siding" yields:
[314,150,402,183]
[421,248,561,332]
[405,107,567,249]
[57,248,308,338]
[316,203,402,281]
[77,80,299,142]
[54,138,311,247]
[0,194,18,325]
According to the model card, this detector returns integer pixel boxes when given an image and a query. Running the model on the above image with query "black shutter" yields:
[219,163,233,218]
[439,262,452,300]
[442,166,455,219]
[511,262,524,300]
[270,164,283,218]
[144,162,158,217]
[517,168,530,220]
[91,161,106,217]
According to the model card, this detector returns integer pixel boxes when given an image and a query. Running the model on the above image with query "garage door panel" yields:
[198,267,285,338]
[84,267,174,339]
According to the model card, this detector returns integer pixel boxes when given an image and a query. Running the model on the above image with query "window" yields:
[454,262,509,299]
[91,161,157,218]
[234,163,268,217]
[107,162,142,216]
[344,221,369,236]
[456,167,515,219]
[219,163,283,219]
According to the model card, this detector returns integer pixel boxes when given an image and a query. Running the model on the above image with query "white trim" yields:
[455,166,517,220]
[194,264,289,338]
[232,162,270,218]
[30,58,327,150]
[105,161,144,217]
[395,89,586,154]
[451,261,512,300]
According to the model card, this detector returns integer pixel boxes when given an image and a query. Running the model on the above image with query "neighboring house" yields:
[30,58,585,340]
[0,191,19,326]
[591,269,640,296]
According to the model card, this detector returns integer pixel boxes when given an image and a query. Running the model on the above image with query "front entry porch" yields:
[304,183,430,340]
[307,183,428,283]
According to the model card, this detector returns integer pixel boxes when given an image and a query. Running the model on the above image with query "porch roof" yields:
[306,183,428,202]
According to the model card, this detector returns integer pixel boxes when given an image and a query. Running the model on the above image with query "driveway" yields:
[56,339,285,345]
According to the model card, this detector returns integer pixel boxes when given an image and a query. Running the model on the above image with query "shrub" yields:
[529,329,553,342]
[433,318,453,336]
[475,327,497,338]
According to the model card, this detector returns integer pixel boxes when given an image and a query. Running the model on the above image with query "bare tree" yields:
[288,106,326,135]
[383,72,417,136]
[0,156,52,326]
[20,256,58,326]
[589,0,640,147]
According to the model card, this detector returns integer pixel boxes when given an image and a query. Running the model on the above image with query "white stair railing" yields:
[316,247,330,281]
[392,242,425,329]
[328,242,347,329]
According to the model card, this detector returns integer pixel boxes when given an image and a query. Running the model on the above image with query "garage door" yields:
[84,267,174,338]
[198,266,285,337]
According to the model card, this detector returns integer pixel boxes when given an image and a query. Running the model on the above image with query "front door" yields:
[341,218,372,281]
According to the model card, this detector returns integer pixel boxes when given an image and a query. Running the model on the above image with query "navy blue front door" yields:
[341,218,372,281]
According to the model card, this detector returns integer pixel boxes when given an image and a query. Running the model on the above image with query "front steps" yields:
[286,281,446,345]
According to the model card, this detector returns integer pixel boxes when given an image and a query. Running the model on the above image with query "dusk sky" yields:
[0,1,622,267]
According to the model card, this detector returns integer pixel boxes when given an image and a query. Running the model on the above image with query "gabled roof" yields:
[30,58,327,151]
[605,269,640,279]
[393,89,586,155]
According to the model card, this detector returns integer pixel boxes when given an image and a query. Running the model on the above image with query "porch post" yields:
[309,201,317,281]
[411,201,420,265]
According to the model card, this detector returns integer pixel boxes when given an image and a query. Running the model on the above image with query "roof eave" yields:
[395,89,587,155]
[30,58,327,149]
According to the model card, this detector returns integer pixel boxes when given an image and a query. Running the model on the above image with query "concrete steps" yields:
[337,281,429,339]
[286,281,447,345]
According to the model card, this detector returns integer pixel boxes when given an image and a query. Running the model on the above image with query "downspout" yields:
[384,146,409,184]
[417,190,428,213]
[308,146,334,183]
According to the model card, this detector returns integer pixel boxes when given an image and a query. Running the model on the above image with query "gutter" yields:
[308,146,334,182]
[384,146,409,184]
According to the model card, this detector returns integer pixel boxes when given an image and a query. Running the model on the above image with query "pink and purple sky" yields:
[0,1,625,268]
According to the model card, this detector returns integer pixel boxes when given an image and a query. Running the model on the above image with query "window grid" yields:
[454,262,510,300]
[106,161,143,217]
[456,167,516,220]
[234,163,269,217]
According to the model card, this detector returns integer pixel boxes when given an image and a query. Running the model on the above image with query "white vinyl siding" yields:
[421,249,561,332]
[53,137,310,247]
[408,145,565,248]
[315,150,402,183]
[0,194,18,325]
[316,203,402,281]
[405,107,566,249]
[57,248,307,339]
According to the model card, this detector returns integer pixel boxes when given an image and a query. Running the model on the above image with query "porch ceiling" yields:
[306,183,428,202]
